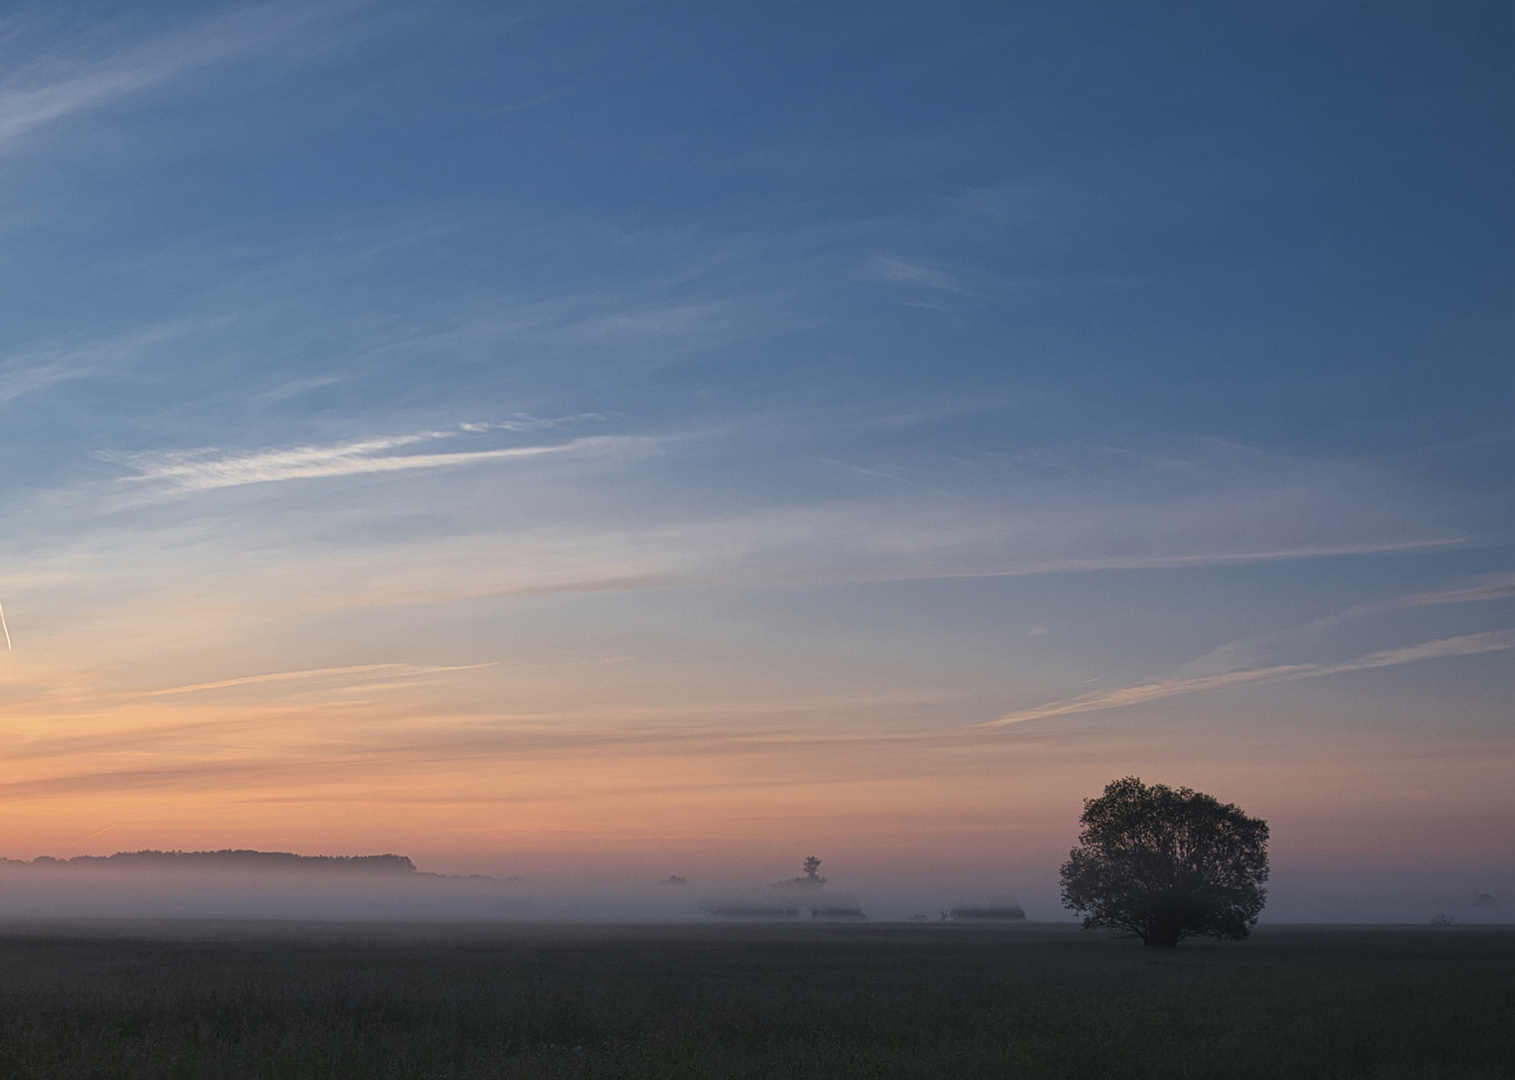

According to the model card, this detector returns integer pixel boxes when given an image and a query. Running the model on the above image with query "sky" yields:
[0,1,1510,921]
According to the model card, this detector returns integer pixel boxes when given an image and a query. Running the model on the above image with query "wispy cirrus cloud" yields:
[1178,572,1515,677]
[989,577,1515,727]
[987,629,1515,726]
[929,539,1466,580]
[139,662,495,698]
[250,374,348,404]
[1369,576,1515,611]
[100,423,653,495]
[860,254,966,293]
[0,320,192,404]
[0,5,335,154]
[0,363,83,404]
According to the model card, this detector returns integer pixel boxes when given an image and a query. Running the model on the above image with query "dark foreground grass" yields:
[0,921,1507,1079]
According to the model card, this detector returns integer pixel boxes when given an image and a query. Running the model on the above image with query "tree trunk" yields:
[1144,919,1183,946]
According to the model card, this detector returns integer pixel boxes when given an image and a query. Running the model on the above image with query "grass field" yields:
[0,920,1507,1079]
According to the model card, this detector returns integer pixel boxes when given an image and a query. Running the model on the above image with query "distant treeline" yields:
[1,850,418,874]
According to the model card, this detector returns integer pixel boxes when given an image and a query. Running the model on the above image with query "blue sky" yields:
[0,2,1509,918]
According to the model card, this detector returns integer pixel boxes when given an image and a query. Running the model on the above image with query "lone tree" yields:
[774,857,827,888]
[1059,777,1269,947]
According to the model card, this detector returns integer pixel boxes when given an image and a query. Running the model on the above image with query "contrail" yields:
[138,661,496,697]
[984,628,1515,726]
[0,595,11,651]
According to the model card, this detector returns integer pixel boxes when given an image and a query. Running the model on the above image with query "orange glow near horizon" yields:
[3,642,1508,892]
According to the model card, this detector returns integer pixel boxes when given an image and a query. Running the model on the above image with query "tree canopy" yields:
[1059,777,1269,947]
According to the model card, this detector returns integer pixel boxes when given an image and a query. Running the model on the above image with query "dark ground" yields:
[0,919,1507,1079]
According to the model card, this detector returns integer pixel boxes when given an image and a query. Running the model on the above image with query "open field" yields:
[0,920,1507,1079]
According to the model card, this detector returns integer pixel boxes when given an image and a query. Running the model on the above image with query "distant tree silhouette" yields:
[26,850,418,874]
[772,857,827,889]
[1060,777,1268,947]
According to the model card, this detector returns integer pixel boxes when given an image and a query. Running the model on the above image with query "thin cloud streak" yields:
[0,719,1034,803]
[140,662,494,697]
[104,432,653,493]
[1368,575,1515,611]
[0,319,208,408]
[0,364,85,404]
[987,629,1515,726]
[201,535,1472,619]
[1308,631,1515,677]
[922,538,1468,580]
[1178,572,1515,677]
[0,5,333,153]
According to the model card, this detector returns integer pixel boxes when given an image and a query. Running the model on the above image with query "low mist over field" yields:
[0,849,1024,923]
[0,849,1506,926]
[0,850,503,920]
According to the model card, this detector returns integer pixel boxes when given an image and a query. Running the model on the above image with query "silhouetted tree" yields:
[1060,777,1268,947]
[772,857,827,889]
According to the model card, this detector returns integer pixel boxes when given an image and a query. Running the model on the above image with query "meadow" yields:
[0,920,1506,1079]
